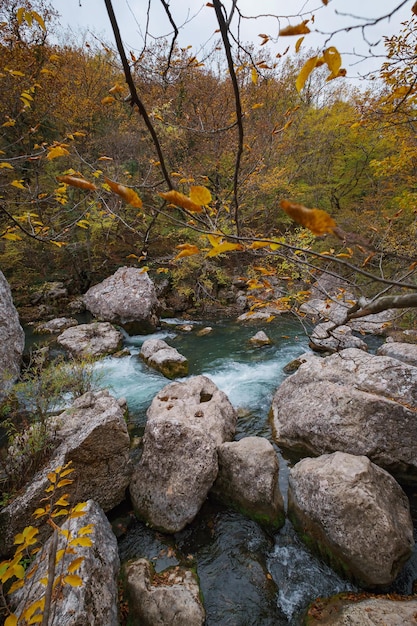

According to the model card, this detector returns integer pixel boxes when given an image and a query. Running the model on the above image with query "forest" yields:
[0,0,416,319]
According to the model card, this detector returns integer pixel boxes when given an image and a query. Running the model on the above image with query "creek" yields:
[93,316,417,625]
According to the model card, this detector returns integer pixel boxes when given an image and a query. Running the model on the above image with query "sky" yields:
[50,0,414,80]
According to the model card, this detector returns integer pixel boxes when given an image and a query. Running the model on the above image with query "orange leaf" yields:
[159,190,202,213]
[174,243,200,259]
[280,199,336,235]
[280,21,310,36]
[105,178,142,208]
[250,240,270,249]
[295,36,305,53]
[56,175,97,191]
[189,185,212,205]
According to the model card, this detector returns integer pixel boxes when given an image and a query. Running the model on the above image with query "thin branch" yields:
[103,0,173,190]
[213,0,244,236]
[159,0,179,77]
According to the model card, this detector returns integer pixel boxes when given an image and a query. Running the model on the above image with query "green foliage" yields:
[0,462,93,626]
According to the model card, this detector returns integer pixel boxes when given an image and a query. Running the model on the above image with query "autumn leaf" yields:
[68,557,85,573]
[64,574,83,587]
[101,96,115,105]
[280,199,336,235]
[10,179,25,189]
[5,614,18,626]
[206,241,244,257]
[280,21,310,37]
[296,55,319,92]
[159,189,203,213]
[412,1,417,15]
[295,36,305,53]
[47,146,70,160]
[105,178,142,208]
[250,240,270,249]
[189,185,212,206]
[56,175,97,191]
[174,243,200,259]
[0,162,14,169]
[251,68,258,85]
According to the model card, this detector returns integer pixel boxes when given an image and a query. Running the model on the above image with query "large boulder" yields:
[211,436,285,529]
[11,500,120,626]
[377,340,417,368]
[35,317,78,334]
[270,348,417,482]
[0,390,131,555]
[0,270,24,398]
[124,559,205,626]
[309,322,368,353]
[309,595,417,625]
[288,452,414,589]
[129,375,237,533]
[140,338,188,379]
[57,321,123,358]
[83,267,159,334]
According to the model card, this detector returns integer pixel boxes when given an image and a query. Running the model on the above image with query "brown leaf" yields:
[105,178,142,208]
[56,175,97,191]
[280,21,310,37]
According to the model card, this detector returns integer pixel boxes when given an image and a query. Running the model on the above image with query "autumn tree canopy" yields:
[0,0,416,320]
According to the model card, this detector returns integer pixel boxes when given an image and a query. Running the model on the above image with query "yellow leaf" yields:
[101,96,115,105]
[14,526,39,546]
[323,46,342,76]
[5,614,18,626]
[50,241,66,247]
[159,190,202,213]
[78,524,94,536]
[296,55,319,92]
[280,199,336,235]
[138,266,149,274]
[9,578,24,593]
[56,478,73,488]
[64,574,83,587]
[2,118,16,127]
[250,240,270,249]
[69,537,93,547]
[56,175,97,191]
[174,243,200,259]
[207,234,222,247]
[206,242,244,257]
[68,557,85,574]
[104,178,142,208]
[31,11,46,31]
[76,220,90,229]
[252,103,264,109]
[11,179,25,189]
[2,232,22,241]
[47,146,70,160]
[0,162,14,169]
[33,507,47,519]
[189,185,212,205]
[295,36,304,53]
[280,21,310,36]
[251,68,258,85]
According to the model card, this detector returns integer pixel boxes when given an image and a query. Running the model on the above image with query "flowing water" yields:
[26,316,417,623]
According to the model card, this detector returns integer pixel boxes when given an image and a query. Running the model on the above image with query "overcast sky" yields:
[50,0,414,80]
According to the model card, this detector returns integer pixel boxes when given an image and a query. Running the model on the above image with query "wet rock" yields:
[197,326,213,336]
[377,341,417,368]
[270,348,417,482]
[57,321,123,357]
[309,322,368,353]
[35,316,78,334]
[211,436,285,529]
[311,595,417,625]
[0,270,24,397]
[83,267,159,334]
[0,390,131,555]
[249,330,272,346]
[124,559,205,626]
[237,308,287,322]
[140,338,188,379]
[130,375,237,533]
[11,500,120,626]
[288,452,414,589]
